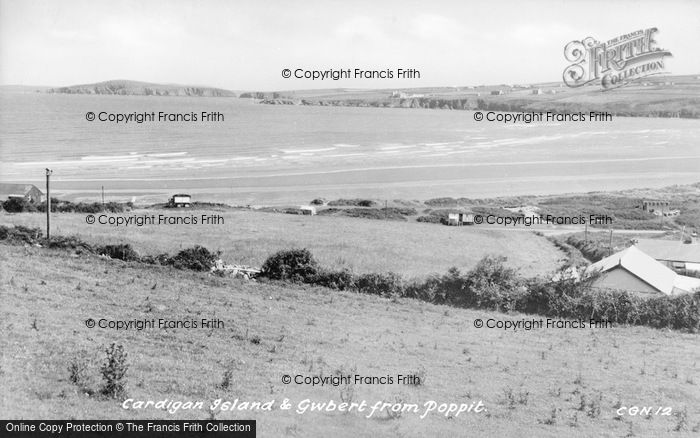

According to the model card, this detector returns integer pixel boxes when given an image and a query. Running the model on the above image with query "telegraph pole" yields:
[45,168,52,240]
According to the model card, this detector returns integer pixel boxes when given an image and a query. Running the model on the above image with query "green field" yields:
[0,209,563,277]
[1,244,699,437]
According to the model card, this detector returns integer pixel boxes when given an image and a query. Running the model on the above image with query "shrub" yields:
[168,246,219,271]
[313,268,355,290]
[457,256,522,311]
[99,244,140,262]
[140,253,172,265]
[566,237,607,262]
[68,356,90,390]
[0,225,43,244]
[39,201,127,213]
[416,215,443,224]
[407,267,465,304]
[2,197,37,213]
[100,343,128,398]
[73,202,102,214]
[260,248,319,282]
[46,235,94,252]
[327,198,376,207]
[404,276,441,303]
[355,272,404,297]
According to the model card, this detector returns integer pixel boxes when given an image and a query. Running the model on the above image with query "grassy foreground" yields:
[1,244,698,437]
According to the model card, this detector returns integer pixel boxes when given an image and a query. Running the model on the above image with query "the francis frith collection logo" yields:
[563,28,672,90]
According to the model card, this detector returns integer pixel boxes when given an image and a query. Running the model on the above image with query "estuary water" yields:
[1,92,699,204]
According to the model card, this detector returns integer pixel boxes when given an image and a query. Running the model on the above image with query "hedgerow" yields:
[259,248,700,332]
[2,227,697,332]
[0,225,218,271]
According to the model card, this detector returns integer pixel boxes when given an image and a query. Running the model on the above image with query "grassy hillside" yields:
[1,245,698,437]
[0,209,563,277]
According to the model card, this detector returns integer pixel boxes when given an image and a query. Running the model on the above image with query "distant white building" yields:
[299,205,316,215]
[390,91,425,99]
[447,213,474,226]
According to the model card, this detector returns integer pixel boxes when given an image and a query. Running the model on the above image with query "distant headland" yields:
[45,79,237,97]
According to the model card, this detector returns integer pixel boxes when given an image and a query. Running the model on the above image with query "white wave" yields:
[423,142,460,146]
[323,153,368,158]
[281,147,336,154]
[81,154,141,161]
[145,152,188,157]
[378,144,417,151]
[333,143,360,148]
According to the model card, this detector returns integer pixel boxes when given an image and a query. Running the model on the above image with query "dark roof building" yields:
[0,183,45,203]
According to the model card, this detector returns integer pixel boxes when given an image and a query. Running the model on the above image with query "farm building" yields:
[169,194,191,207]
[490,90,504,95]
[634,239,700,273]
[447,213,474,226]
[585,246,700,297]
[0,183,45,203]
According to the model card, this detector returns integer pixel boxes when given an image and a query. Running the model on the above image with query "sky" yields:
[1,0,699,90]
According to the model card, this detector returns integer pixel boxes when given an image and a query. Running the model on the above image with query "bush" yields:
[47,235,94,252]
[167,246,219,271]
[313,268,355,290]
[100,343,128,398]
[327,198,376,207]
[566,236,609,262]
[37,200,127,213]
[355,272,404,297]
[260,248,319,282]
[99,244,140,262]
[140,253,172,266]
[2,197,37,213]
[416,215,443,224]
[0,225,43,243]
[407,267,465,304]
[456,256,522,311]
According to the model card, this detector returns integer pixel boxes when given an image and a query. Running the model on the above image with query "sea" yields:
[1,92,699,205]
